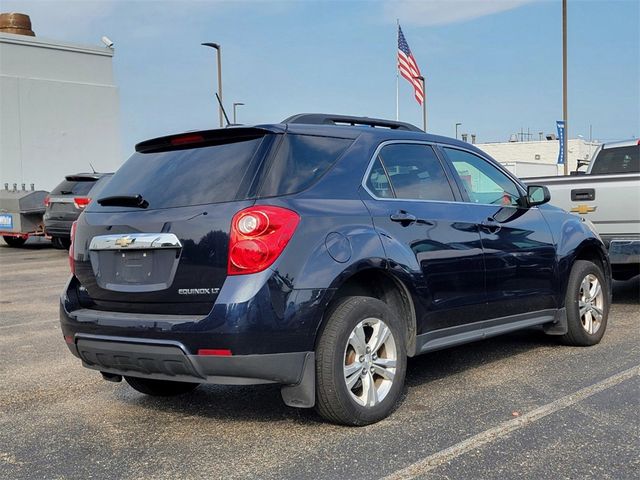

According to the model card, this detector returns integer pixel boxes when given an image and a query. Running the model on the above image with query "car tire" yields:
[52,237,71,250]
[561,260,609,346]
[2,236,27,247]
[315,296,407,426]
[124,376,200,396]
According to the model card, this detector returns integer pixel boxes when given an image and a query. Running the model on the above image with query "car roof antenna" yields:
[215,93,231,127]
[89,162,97,174]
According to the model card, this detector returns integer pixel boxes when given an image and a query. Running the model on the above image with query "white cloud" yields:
[385,0,536,26]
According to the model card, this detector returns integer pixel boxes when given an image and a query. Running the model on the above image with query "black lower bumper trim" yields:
[76,336,312,387]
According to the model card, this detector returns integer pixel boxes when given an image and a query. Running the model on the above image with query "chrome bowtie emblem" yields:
[114,236,135,248]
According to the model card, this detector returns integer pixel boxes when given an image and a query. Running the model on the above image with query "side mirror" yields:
[527,185,550,207]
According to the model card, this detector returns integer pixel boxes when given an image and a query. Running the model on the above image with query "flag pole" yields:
[418,76,427,132]
[396,19,399,121]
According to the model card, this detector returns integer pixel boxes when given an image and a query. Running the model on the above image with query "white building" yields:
[0,32,122,191]
[476,138,600,177]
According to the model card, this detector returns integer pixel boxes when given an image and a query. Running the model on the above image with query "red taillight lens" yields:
[197,349,232,356]
[228,206,300,275]
[44,195,50,207]
[73,197,91,209]
[69,221,77,274]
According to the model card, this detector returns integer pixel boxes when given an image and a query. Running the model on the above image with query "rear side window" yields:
[590,145,639,174]
[258,134,352,197]
[94,137,267,209]
[51,179,96,196]
[367,144,455,201]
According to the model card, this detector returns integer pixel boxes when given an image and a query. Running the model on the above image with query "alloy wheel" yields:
[343,317,398,407]
[578,273,604,335]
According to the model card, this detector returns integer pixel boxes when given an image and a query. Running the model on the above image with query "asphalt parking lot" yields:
[1,238,638,480]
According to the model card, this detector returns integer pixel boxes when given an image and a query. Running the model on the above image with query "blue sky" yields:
[7,0,640,156]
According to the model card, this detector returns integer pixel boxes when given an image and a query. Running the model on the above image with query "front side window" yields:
[367,144,455,201]
[444,148,522,207]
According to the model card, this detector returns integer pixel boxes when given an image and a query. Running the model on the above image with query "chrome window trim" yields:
[89,233,182,251]
[361,139,530,208]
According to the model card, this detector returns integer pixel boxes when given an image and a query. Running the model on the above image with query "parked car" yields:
[526,139,639,281]
[60,114,611,425]
[44,173,113,249]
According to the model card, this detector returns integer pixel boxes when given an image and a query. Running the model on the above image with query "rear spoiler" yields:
[65,174,102,182]
[135,127,280,153]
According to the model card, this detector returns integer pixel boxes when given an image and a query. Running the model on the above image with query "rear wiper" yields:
[60,190,73,195]
[97,194,149,209]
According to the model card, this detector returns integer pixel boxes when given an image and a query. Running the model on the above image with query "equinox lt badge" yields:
[178,288,220,295]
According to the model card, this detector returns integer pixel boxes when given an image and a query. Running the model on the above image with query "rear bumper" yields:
[70,333,313,386]
[44,219,73,238]
[607,239,640,265]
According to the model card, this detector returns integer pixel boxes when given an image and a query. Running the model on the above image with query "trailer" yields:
[0,185,48,247]
[0,29,122,193]
[501,161,560,179]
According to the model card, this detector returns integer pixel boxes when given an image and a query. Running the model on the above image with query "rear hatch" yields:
[73,128,274,315]
[46,175,101,222]
[72,126,356,315]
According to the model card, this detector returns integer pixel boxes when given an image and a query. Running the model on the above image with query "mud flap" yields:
[281,352,315,408]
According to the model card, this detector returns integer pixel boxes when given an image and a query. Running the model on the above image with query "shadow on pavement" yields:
[612,276,640,305]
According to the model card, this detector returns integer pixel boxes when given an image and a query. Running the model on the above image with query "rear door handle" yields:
[480,217,502,234]
[390,210,417,225]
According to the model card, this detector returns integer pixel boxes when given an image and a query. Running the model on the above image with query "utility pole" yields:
[455,123,462,140]
[562,0,568,175]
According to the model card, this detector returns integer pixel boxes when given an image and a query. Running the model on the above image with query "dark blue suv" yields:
[60,114,611,425]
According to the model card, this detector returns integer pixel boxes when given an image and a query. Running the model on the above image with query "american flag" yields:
[398,25,424,105]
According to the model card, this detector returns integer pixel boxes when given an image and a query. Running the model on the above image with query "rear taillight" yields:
[44,195,50,207]
[171,134,204,146]
[228,206,300,275]
[69,221,77,274]
[73,197,91,209]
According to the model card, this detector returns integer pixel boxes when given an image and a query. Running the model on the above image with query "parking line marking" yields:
[382,365,640,480]
[0,320,54,330]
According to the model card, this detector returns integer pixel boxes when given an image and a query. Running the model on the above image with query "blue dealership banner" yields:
[556,120,565,165]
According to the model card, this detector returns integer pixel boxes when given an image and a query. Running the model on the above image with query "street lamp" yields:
[233,102,245,124]
[201,42,223,127]
[455,122,462,139]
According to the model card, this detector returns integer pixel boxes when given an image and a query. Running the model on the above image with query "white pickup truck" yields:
[526,139,640,281]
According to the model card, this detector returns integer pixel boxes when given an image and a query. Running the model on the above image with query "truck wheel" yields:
[124,376,199,396]
[315,296,407,426]
[561,260,609,346]
[2,236,27,247]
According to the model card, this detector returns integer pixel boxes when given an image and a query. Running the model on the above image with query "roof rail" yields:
[282,113,422,132]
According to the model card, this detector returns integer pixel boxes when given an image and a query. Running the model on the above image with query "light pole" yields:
[562,0,568,175]
[233,102,244,124]
[416,76,427,132]
[201,42,223,127]
[455,123,462,139]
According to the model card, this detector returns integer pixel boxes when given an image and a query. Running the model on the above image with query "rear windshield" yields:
[590,145,639,174]
[93,136,267,209]
[258,134,353,197]
[51,179,97,196]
